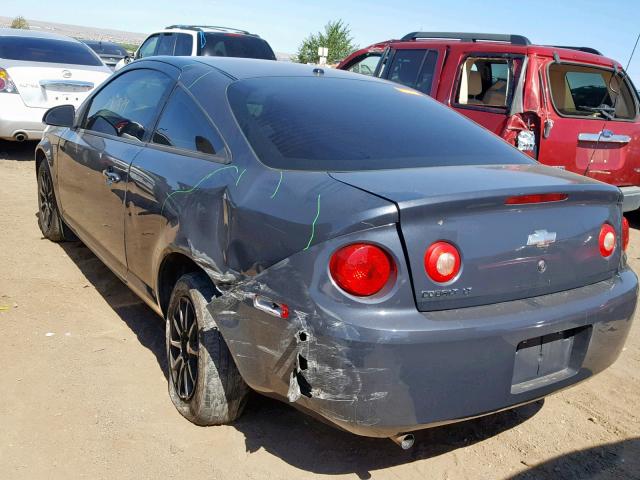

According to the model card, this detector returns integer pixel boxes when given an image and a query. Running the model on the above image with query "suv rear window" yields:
[84,41,127,56]
[548,63,637,120]
[201,33,276,60]
[227,77,532,171]
[0,36,103,66]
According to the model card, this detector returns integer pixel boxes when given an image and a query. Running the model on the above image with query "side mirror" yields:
[43,104,75,127]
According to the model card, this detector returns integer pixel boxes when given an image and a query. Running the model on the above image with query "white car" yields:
[0,28,111,142]
[115,25,276,71]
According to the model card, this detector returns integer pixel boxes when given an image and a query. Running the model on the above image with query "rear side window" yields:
[385,49,438,95]
[548,63,637,120]
[152,87,225,156]
[83,69,172,141]
[201,33,276,60]
[227,76,532,171]
[456,56,521,109]
[156,34,177,56]
[174,34,193,56]
[0,36,102,66]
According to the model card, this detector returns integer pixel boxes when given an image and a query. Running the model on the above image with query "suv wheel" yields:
[37,161,73,242]
[166,272,249,425]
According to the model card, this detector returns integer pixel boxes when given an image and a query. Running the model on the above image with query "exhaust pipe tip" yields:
[391,433,415,450]
[14,132,27,142]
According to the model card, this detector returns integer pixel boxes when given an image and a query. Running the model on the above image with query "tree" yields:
[294,20,358,64]
[10,16,29,30]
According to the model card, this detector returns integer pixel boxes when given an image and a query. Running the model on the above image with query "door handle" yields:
[578,131,631,144]
[102,168,121,185]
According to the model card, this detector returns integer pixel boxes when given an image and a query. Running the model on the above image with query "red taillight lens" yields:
[329,243,394,296]
[599,223,616,257]
[622,216,629,251]
[505,193,568,205]
[424,241,461,283]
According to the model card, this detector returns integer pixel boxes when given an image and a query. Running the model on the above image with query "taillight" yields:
[424,241,461,283]
[0,68,18,94]
[599,223,616,257]
[622,216,629,251]
[505,193,568,205]
[329,243,395,296]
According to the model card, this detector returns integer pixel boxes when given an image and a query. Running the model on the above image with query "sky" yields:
[4,0,640,83]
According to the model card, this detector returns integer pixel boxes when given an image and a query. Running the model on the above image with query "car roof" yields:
[149,56,377,81]
[0,27,81,43]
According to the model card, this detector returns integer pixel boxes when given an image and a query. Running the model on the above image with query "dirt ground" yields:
[0,141,638,480]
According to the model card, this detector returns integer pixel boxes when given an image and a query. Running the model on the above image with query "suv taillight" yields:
[424,241,461,283]
[599,223,616,257]
[329,243,395,296]
[622,217,630,251]
[0,68,18,94]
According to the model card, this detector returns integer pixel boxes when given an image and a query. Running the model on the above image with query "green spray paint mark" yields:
[235,168,247,187]
[160,165,239,215]
[270,171,283,199]
[303,194,321,251]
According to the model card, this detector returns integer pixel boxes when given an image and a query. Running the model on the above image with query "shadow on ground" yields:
[0,140,38,161]
[56,239,550,477]
[507,438,640,480]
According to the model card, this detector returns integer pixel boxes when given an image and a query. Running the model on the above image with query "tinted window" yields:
[227,77,532,171]
[201,33,276,60]
[84,41,127,56]
[348,54,381,76]
[175,34,193,56]
[387,49,426,90]
[414,50,438,95]
[83,69,172,141]
[0,36,102,66]
[549,63,637,120]
[156,34,176,56]
[137,35,159,59]
[152,87,225,155]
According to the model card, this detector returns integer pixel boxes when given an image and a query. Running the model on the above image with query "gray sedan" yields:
[35,56,637,447]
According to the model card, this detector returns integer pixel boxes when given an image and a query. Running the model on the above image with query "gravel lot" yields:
[0,141,638,479]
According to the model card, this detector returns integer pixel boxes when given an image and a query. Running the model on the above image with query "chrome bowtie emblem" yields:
[537,259,547,273]
[527,229,557,247]
[62,70,72,79]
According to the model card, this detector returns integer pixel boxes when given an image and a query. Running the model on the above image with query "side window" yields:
[387,49,426,90]
[174,34,193,56]
[348,54,381,76]
[83,69,172,142]
[156,34,177,56]
[152,87,226,156]
[456,56,519,109]
[415,50,438,95]
[137,35,159,59]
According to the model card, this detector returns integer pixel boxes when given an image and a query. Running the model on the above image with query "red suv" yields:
[339,32,640,211]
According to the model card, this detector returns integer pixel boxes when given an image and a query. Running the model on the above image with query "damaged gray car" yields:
[36,56,638,448]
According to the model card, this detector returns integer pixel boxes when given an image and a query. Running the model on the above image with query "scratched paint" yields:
[270,171,283,199]
[303,194,321,251]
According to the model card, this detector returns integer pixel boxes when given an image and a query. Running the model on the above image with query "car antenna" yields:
[583,32,640,178]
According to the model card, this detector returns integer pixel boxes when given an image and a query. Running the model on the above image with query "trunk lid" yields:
[331,164,623,311]
[5,60,110,109]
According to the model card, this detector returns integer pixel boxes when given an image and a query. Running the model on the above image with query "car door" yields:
[538,61,640,185]
[56,67,175,278]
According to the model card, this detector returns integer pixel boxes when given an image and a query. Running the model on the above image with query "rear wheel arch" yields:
[157,251,215,316]
[35,148,47,177]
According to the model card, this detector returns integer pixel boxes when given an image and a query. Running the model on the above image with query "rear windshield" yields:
[227,77,533,171]
[0,36,103,66]
[548,63,638,120]
[202,33,275,60]
[84,42,127,56]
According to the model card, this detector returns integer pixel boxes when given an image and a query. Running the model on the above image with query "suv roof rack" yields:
[401,32,531,46]
[165,25,252,35]
[546,45,602,56]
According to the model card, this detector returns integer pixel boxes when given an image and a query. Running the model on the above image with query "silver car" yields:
[0,28,111,142]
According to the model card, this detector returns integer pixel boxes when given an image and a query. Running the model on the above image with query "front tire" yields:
[37,161,72,242]
[166,272,249,425]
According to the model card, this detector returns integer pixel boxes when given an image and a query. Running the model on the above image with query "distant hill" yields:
[0,16,292,60]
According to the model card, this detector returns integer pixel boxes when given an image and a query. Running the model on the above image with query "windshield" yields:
[0,36,103,66]
[202,33,275,60]
[227,77,533,171]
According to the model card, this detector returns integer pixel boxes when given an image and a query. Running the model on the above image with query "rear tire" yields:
[37,161,73,242]
[166,272,249,425]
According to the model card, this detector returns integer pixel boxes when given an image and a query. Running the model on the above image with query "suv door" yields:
[57,68,174,277]
[538,61,640,189]
[451,53,525,135]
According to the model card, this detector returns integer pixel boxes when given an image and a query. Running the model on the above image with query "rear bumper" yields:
[620,186,640,212]
[0,94,47,140]
[213,267,637,438]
